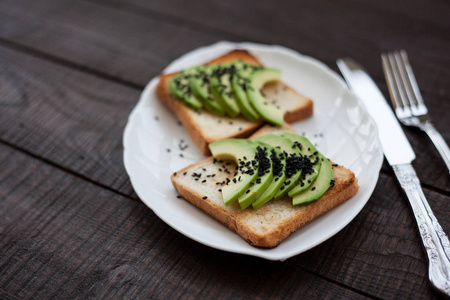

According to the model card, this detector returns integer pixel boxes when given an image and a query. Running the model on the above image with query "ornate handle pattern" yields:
[419,120,450,174]
[393,164,450,296]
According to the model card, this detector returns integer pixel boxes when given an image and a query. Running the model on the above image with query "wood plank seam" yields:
[0,37,143,90]
[0,137,139,202]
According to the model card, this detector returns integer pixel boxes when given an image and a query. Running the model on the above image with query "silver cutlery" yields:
[337,58,450,297]
[381,50,450,174]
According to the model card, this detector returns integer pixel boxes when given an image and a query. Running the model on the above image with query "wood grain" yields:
[0,144,371,299]
[1,0,449,298]
[0,44,140,196]
[0,0,220,86]
[1,0,448,192]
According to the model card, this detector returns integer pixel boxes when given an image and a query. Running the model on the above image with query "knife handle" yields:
[393,164,450,296]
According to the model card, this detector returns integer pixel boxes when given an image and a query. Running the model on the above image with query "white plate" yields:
[123,41,383,261]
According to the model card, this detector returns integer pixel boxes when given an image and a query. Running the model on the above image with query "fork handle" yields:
[419,121,450,174]
[393,164,450,296]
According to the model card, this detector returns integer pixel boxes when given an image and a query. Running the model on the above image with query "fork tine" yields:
[398,50,428,115]
[381,52,412,119]
[392,51,420,116]
[388,52,413,116]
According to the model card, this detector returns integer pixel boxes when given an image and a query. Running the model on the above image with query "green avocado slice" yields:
[238,144,273,210]
[189,65,225,116]
[169,67,203,110]
[281,132,322,197]
[252,134,295,208]
[232,64,262,122]
[288,162,321,196]
[271,137,303,200]
[292,154,334,206]
[252,145,286,209]
[210,64,241,117]
[246,68,283,126]
[209,139,259,206]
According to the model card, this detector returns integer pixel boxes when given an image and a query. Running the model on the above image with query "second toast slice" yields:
[156,50,313,156]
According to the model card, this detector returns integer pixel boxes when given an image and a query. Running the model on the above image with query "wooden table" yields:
[1,0,449,298]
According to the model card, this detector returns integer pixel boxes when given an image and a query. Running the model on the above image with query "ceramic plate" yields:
[123,41,383,261]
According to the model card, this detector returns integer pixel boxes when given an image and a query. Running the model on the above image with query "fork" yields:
[381,50,450,174]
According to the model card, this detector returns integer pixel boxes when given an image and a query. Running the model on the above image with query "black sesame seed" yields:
[202,196,207,199]
[312,187,316,191]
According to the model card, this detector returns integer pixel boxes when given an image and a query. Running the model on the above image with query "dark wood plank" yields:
[289,172,450,299]
[1,0,448,192]
[0,0,220,86]
[0,44,141,196]
[0,143,372,299]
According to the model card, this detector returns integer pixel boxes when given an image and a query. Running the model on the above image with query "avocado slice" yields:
[292,154,334,206]
[209,139,259,206]
[189,65,226,116]
[251,135,291,209]
[210,63,241,117]
[238,144,273,210]
[272,137,304,200]
[246,68,283,126]
[232,64,262,122]
[281,132,322,197]
[252,146,286,209]
[169,67,203,110]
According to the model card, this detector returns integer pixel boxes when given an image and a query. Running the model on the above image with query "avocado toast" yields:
[156,50,313,156]
[170,124,359,248]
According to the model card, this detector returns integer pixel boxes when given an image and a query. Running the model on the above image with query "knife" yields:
[337,58,450,297]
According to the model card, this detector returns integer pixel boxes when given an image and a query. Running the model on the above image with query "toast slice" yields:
[156,50,313,156]
[170,125,359,248]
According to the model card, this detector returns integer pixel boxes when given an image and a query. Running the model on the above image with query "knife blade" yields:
[337,58,450,297]
[336,58,415,165]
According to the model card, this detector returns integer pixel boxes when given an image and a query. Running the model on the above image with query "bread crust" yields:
[170,125,359,248]
[156,50,313,156]
[171,157,358,248]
